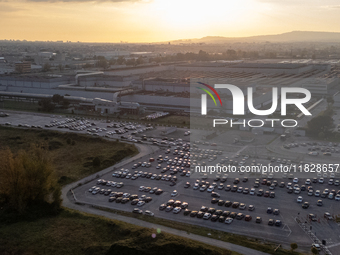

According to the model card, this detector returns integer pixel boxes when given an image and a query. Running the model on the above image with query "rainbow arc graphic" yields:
[196,82,222,115]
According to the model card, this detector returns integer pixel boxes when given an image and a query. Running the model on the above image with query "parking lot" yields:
[73,145,340,253]
[1,110,340,254]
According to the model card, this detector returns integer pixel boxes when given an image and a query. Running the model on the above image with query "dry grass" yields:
[0,209,237,255]
[0,126,138,185]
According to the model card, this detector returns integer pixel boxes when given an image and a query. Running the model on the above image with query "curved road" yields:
[61,143,270,255]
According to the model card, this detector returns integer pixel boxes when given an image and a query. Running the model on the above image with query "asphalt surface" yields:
[1,110,340,255]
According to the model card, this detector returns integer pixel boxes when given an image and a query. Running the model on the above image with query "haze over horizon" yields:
[1,0,340,43]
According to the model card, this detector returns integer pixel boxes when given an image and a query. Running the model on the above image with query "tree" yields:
[327,96,334,105]
[58,64,64,72]
[311,247,318,254]
[97,58,108,69]
[83,63,92,69]
[0,146,61,213]
[323,105,334,117]
[136,56,144,65]
[225,49,237,60]
[318,132,325,139]
[290,243,298,251]
[116,56,126,65]
[109,58,116,65]
[52,94,64,104]
[38,98,55,112]
[126,58,136,66]
[42,63,51,72]
[197,50,209,61]
[62,99,70,109]
[307,115,333,137]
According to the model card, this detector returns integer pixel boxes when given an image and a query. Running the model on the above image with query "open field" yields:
[0,99,41,112]
[0,209,237,255]
[0,126,138,185]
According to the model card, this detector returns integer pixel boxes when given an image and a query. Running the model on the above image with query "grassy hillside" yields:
[0,126,138,185]
[0,209,235,255]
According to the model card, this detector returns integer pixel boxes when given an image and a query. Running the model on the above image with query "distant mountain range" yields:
[171,31,340,43]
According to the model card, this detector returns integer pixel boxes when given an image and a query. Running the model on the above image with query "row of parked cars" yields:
[191,178,277,198]
[90,180,124,194]
[160,202,282,226]
[138,186,164,195]
[45,118,92,131]
[284,178,340,200]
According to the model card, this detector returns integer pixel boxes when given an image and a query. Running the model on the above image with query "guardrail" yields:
[295,216,332,255]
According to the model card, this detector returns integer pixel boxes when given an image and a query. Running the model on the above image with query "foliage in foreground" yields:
[0,145,62,214]
[0,209,233,255]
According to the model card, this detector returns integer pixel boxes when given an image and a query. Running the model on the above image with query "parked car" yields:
[225,217,233,224]
[133,208,143,214]
[302,202,310,209]
[144,210,154,216]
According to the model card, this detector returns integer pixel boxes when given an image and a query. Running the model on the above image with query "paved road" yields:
[65,201,271,255]
[61,144,271,255]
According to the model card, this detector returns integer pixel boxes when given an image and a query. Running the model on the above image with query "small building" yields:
[94,98,140,114]
[15,61,31,73]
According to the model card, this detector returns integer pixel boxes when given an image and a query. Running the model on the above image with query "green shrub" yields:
[93,157,100,167]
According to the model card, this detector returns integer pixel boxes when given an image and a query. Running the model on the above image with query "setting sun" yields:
[0,0,340,42]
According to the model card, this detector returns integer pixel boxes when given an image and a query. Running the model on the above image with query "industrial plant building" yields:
[0,62,338,115]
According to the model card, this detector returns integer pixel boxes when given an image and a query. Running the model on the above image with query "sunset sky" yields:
[1,0,340,43]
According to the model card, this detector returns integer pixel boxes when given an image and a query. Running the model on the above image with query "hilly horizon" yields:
[170,31,340,44]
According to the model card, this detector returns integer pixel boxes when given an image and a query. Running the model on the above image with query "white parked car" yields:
[171,190,178,197]
[207,186,214,192]
[315,191,320,197]
[137,201,145,207]
[225,217,233,224]
[144,210,154,216]
[139,186,145,191]
[293,177,299,184]
[173,207,182,214]
[203,213,211,220]
[123,193,130,198]
[250,188,256,195]
[297,196,303,203]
